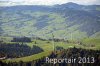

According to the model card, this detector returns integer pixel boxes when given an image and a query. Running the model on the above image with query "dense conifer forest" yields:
[0,43,43,58]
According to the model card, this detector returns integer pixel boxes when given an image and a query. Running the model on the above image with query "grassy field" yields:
[82,38,100,50]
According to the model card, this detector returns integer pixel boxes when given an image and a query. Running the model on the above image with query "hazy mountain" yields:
[0,2,100,40]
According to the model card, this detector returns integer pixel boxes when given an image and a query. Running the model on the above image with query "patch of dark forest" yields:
[0,43,43,58]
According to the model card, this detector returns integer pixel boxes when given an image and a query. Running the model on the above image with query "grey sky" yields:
[0,0,100,5]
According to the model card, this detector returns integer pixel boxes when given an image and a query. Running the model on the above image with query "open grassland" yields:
[82,38,100,50]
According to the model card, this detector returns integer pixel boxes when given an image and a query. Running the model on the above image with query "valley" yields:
[0,2,100,66]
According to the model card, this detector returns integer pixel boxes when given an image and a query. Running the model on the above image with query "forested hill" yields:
[0,2,100,40]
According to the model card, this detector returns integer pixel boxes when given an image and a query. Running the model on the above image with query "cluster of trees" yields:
[11,37,31,42]
[0,47,100,66]
[48,38,66,42]
[56,46,64,50]
[32,36,70,42]
[32,36,76,44]
[0,43,43,58]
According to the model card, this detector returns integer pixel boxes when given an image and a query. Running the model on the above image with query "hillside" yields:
[0,2,100,40]
[0,3,100,66]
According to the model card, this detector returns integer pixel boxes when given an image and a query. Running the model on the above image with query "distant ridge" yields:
[0,2,100,39]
